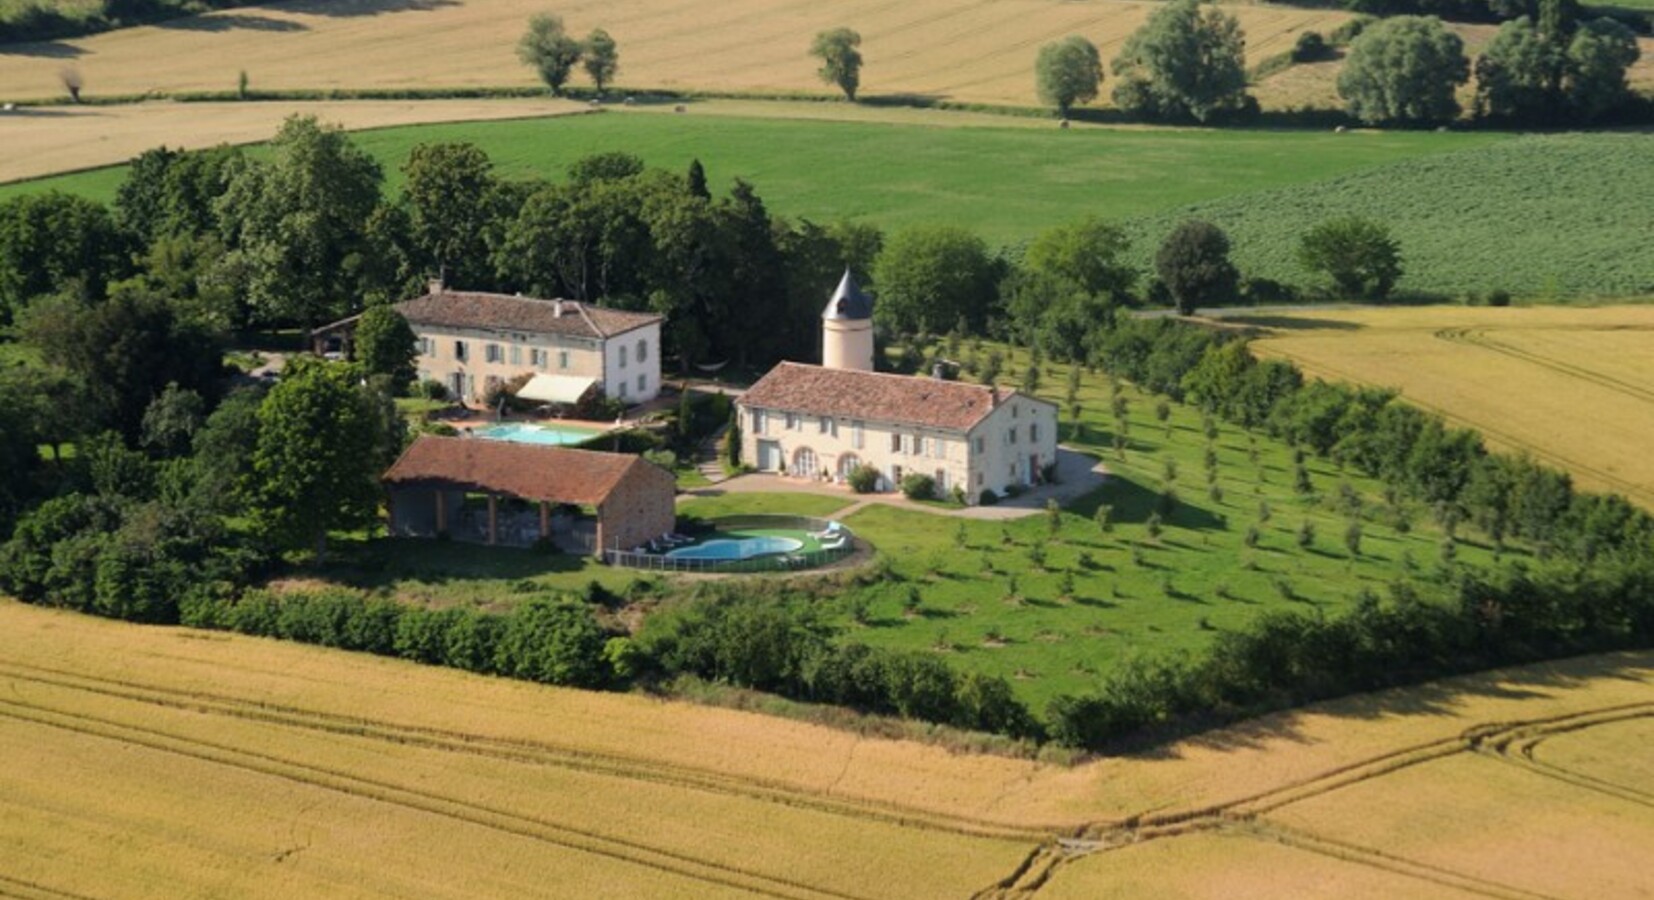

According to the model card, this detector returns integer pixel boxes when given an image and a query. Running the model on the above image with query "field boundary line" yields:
[0,697,866,900]
[0,660,1058,840]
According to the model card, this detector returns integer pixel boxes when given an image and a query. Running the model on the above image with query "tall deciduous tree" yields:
[1298,217,1403,300]
[1111,0,1250,123]
[715,179,788,366]
[873,226,999,335]
[811,27,864,101]
[1337,16,1468,126]
[249,358,382,560]
[1036,36,1103,116]
[401,142,497,286]
[583,27,619,93]
[0,191,131,324]
[1155,220,1237,316]
[354,305,418,389]
[21,285,224,442]
[215,115,383,329]
[1024,216,1135,298]
[1475,14,1639,123]
[518,14,584,95]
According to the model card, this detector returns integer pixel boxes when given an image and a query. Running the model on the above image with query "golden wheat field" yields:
[1,600,1650,898]
[0,0,1353,105]
[1246,305,1654,507]
[0,98,592,184]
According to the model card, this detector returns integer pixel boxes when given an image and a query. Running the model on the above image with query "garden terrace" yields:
[382,435,675,555]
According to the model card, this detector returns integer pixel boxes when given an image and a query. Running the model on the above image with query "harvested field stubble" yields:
[1,601,1652,898]
[0,0,1353,105]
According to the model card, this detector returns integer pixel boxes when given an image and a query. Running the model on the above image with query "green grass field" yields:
[0,111,1504,245]
[1118,132,1654,299]
[10,112,1651,297]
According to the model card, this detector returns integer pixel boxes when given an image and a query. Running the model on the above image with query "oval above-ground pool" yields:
[666,535,805,561]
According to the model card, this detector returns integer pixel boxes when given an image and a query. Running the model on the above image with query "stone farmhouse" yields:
[737,272,1058,503]
[319,281,662,407]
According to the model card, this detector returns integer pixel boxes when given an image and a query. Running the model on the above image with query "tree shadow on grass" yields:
[307,537,595,593]
[1220,315,1365,332]
[280,0,459,16]
[1067,474,1225,532]
[155,13,307,31]
[0,41,83,58]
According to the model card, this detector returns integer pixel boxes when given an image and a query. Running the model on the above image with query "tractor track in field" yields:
[1435,327,1654,407]
[0,872,101,900]
[0,696,859,900]
[0,660,1055,844]
[7,653,1649,900]
[1471,704,1654,811]
[1272,347,1654,507]
[974,699,1654,898]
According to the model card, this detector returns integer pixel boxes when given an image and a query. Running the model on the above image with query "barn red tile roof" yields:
[393,290,660,339]
[739,362,1044,432]
[383,435,667,505]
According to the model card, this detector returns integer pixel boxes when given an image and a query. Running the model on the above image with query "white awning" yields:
[516,374,597,404]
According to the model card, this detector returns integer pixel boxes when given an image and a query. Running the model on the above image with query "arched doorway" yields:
[792,446,818,478]
[836,453,861,481]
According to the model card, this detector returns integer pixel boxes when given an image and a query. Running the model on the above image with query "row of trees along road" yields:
[809,0,1639,126]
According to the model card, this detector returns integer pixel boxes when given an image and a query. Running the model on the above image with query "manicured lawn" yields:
[1,113,1503,245]
[677,492,855,520]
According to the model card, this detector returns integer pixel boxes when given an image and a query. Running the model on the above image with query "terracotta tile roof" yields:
[739,362,1040,432]
[383,435,668,506]
[393,290,660,339]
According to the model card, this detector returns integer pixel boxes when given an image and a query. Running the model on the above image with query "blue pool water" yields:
[474,422,603,447]
[666,536,805,561]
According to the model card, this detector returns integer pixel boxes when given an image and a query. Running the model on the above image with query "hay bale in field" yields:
[1059,118,1070,129]
[674,104,686,113]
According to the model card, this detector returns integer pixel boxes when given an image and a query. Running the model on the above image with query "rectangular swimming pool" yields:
[473,422,605,447]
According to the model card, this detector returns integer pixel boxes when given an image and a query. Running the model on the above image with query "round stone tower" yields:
[821,269,874,371]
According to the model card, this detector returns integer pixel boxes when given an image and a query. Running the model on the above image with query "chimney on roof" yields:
[553,300,564,317]
[427,276,445,296]
[932,361,947,380]
[990,387,1001,408]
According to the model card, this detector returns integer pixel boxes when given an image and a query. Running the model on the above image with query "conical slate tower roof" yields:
[821,269,873,321]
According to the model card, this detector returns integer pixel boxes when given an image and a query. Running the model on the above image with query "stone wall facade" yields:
[596,460,678,553]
